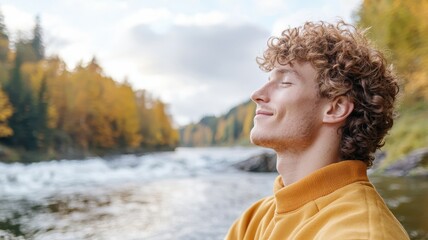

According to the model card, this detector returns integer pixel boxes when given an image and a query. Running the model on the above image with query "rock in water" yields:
[233,152,277,172]
[384,148,428,176]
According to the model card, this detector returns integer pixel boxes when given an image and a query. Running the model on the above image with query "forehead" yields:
[272,62,318,82]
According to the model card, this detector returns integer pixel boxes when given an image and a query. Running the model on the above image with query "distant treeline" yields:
[0,14,179,162]
[180,100,255,146]
[181,0,428,166]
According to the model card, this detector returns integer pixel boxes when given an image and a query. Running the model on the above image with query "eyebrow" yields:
[274,67,303,80]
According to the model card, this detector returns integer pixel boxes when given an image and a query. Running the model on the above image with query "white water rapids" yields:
[0,147,277,240]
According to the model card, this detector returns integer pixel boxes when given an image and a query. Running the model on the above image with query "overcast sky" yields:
[0,0,362,126]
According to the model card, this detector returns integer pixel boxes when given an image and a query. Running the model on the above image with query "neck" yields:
[275,127,342,186]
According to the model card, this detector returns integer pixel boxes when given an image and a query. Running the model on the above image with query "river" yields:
[0,147,426,239]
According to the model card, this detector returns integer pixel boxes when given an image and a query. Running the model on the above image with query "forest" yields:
[180,0,428,167]
[0,15,179,162]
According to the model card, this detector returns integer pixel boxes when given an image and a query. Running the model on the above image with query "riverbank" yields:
[234,148,428,177]
[3,140,428,177]
[0,144,176,164]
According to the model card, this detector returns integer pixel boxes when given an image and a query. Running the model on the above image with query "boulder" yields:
[233,152,277,172]
[383,148,428,176]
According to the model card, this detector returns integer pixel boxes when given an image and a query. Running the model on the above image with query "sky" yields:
[0,0,362,126]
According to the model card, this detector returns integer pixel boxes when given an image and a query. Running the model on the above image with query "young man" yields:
[225,21,410,240]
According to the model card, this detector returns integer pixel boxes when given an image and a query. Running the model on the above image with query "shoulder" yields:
[313,181,409,240]
[236,195,275,224]
[225,195,275,240]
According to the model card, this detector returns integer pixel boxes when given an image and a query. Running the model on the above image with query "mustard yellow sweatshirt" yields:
[225,160,409,240]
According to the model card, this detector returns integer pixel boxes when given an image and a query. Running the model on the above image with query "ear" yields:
[323,95,354,124]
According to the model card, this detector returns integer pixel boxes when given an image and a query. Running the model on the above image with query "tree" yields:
[3,49,39,149]
[137,91,178,148]
[31,16,44,61]
[356,0,428,164]
[0,10,8,62]
[181,99,256,146]
[242,101,256,138]
[357,0,428,103]
[0,85,13,137]
[0,10,9,84]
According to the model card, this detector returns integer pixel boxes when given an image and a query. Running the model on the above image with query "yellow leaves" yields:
[137,94,179,148]
[0,124,12,137]
[358,0,428,104]
[44,60,178,151]
[47,104,58,129]
[0,15,178,152]
[182,100,256,146]
[111,83,142,148]
[21,62,45,94]
[242,102,256,138]
[406,71,428,101]
[0,86,13,137]
[1,53,178,151]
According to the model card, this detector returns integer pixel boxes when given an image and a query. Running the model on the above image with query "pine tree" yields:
[0,10,9,84]
[36,76,49,149]
[31,15,44,61]
[3,50,38,149]
[0,10,8,62]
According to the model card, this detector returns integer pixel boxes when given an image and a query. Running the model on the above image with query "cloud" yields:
[118,23,270,124]
[1,4,34,37]
[63,0,129,12]
[174,11,228,26]
[0,4,94,68]
[117,8,172,31]
[254,0,288,15]
[39,15,94,68]
[271,0,362,35]
[117,8,230,34]
[130,23,268,79]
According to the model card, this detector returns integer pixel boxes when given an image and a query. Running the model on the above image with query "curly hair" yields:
[257,21,399,167]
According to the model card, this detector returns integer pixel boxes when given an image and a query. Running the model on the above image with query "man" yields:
[225,21,409,240]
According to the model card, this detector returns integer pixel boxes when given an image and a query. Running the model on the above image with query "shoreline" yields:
[0,145,177,164]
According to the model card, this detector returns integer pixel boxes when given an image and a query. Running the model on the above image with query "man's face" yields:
[250,62,328,152]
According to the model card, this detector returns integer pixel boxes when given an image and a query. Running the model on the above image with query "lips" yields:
[255,109,274,116]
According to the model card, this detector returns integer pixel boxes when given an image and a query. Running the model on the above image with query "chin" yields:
[250,129,284,151]
[250,131,270,147]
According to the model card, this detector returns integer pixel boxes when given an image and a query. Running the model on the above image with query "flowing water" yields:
[0,147,426,239]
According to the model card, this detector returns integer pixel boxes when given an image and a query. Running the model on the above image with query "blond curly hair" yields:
[257,21,399,166]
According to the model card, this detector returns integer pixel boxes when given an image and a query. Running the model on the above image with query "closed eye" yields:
[280,82,293,87]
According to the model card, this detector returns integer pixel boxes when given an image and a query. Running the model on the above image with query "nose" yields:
[251,83,269,103]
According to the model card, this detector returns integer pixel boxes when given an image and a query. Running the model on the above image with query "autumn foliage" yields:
[0,13,179,161]
[180,100,255,146]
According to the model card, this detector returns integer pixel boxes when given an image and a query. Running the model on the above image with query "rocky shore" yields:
[381,148,428,176]
[233,148,428,177]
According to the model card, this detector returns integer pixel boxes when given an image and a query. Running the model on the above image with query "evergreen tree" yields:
[36,76,49,149]
[15,39,37,62]
[31,15,44,61]
[0,10,8,62]
[3,50,38,149]
[0,10,9,84]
